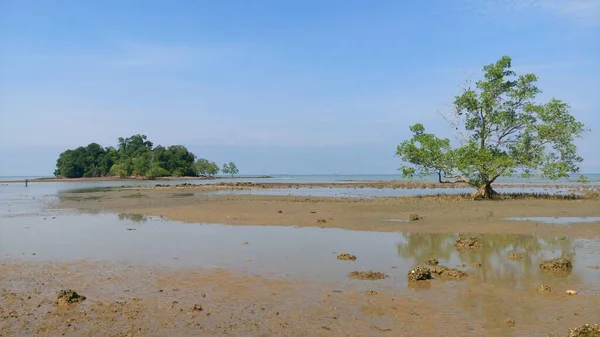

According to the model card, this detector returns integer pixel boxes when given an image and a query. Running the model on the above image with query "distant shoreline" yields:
[0,175,273,184]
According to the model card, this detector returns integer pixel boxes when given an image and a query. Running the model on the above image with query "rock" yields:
[407,266,433,282]
[504,319,516,327]
[365,291,378,296]
[455,236,484,250]
[278,210,283,213]
[566,290,578,295]
[191,304,203,312]
[348,271,388,280]
[540,258,572,272]
[337,253,357,261]
[537,285,552,292]
[54,290,86,306]
[568,324,600,337]
[317,219,327,224]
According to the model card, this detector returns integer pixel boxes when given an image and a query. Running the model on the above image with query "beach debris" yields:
[317,219,328,224]
[348,271,388,280]
[409,214,421,221]
[566,290,578,295]
[337,253,357,261]
[586,265,600,270]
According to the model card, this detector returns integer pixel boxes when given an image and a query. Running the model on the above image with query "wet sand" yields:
[3,185,600,336]
[56,188,600,238]
[2,260,599,337]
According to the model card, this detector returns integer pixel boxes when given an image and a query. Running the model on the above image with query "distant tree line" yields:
[54,134,238,179]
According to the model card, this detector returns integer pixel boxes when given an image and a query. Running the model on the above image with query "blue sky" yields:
[1,0,598,175]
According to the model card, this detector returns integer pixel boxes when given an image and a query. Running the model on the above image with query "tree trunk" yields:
[472,183,498,199]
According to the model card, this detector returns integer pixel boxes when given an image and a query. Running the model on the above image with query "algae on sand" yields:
[407,266,433,282]
[54,289,86,306]
[568,324,600,337]
[348,271,388,280]
[455,236,484,250]
[540,258,572,272]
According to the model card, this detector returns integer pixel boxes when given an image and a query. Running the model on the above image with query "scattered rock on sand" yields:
[348,271,388,280]
[425,258,439,266]
[337,253,357,261]
[455,236,484,250]
[430,265,467,280]
[537,285,552,292]
[568,324,600,337]
[507,252,523,260]
[407,266,433,282]
[409,214,421,221]
[54,289,86,306]
[540,258,572,272]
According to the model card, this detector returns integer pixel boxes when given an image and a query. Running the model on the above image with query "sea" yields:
[1,173,599,185]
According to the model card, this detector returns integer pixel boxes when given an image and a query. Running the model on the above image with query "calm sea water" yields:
[1,173,599,184]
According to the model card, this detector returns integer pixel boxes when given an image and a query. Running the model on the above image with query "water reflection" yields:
[118,213,147,223]
[397,233,582,289]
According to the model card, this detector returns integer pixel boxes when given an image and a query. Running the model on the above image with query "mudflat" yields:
[2,260,599,337]
[57,186,600,238]
[3,183,600,336]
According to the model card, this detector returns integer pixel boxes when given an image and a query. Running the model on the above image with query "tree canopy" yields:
[221,162,239,177]
[54,135,227,179]
[396,56,589,198]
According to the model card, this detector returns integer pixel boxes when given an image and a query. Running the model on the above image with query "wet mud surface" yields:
[2,182,600,336]
[54,190,600,237]
[2,260,599,337]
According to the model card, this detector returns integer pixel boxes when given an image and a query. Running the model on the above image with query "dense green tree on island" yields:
[194,158,220,177]
[396,56,588,199]
[54,135,224,179]
[221,162,239,177]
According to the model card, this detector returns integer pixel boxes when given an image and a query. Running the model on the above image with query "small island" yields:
[53,134,239,180]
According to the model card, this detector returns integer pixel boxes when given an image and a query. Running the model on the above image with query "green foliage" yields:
[396,124,456,183]
[54,135,226,179]
[396,56,588,197]
[221,161,239,177]
[194,158,220,177]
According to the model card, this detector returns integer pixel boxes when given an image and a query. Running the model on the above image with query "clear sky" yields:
[1,0,598,175]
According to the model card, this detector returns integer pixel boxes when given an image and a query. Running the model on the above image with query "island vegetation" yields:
[396,56,589,199]
[54,134,239,179]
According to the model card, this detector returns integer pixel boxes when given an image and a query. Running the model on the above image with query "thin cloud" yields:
[107,41,240,67]
[459,0,600,26]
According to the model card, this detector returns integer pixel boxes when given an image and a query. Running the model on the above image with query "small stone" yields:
[409,214,421,221]
[336,253,357,261]
[566,290,578,295]
[504,319,516,327]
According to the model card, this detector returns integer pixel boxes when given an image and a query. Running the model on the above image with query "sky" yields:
[0,0,599,175]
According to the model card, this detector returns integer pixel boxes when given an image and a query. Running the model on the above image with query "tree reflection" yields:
[118,213,147,223]
[396,232,581,287]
